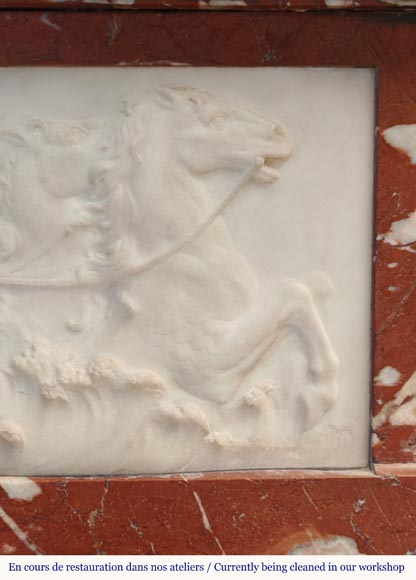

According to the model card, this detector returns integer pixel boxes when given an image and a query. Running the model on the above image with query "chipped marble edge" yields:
[0,477,41,501]
[0,469,375,483]
[175,469,376,480]
[374,464,416,477]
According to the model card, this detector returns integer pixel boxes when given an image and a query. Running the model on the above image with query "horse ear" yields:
[27,118,50,143]
[121,100,141,118]
[153,88,178,109]
[0,130,29,149]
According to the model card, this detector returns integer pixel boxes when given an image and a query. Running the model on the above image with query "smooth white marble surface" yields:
[0,68,374,474]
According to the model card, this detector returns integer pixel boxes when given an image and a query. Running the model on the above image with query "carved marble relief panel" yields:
[0,67,374,474]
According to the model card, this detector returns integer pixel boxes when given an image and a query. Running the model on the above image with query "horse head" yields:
[153,86,292,183]
[0,113,140,281]
[0,119,103,270]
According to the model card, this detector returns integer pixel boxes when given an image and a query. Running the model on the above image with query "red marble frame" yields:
[0,8,415,555]
[0,1,416,12]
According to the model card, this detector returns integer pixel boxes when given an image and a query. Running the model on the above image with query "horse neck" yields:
[136,150,214,256]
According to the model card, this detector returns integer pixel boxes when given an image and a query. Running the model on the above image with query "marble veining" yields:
[384,124,416,165]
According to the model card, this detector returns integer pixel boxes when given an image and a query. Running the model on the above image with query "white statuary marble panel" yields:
[0,68,374,474]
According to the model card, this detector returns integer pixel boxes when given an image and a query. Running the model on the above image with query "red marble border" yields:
[0,1,415,12]
[0,9,415,555]
[0,470,415,555]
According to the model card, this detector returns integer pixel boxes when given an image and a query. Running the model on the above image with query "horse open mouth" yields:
[254,156,284,183]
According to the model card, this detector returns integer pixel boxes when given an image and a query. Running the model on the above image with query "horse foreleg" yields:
[279,283,339,431]
[218,281,338,430]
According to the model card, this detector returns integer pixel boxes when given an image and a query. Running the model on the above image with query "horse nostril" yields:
[273,125,285,138]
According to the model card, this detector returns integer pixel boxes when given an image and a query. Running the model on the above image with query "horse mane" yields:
[77,103,143,284]
[0,147,21,264]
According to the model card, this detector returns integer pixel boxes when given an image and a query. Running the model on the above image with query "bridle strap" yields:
[128,157,263,279]
[0,158,263,289]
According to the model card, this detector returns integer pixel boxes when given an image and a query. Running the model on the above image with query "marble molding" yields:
[0,68,374,475]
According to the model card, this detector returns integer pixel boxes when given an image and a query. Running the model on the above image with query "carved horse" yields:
[0,87,338,443]
[123,87,339,431]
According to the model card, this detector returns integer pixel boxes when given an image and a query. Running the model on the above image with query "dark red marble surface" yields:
[0,8,415,554]
[0,471,416,555]
[0,1,415,12]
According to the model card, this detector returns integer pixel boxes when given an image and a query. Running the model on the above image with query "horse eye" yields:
[67,126,86,144]
[209,113,229,128]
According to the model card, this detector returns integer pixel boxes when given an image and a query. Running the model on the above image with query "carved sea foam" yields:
[0,87,339,474]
